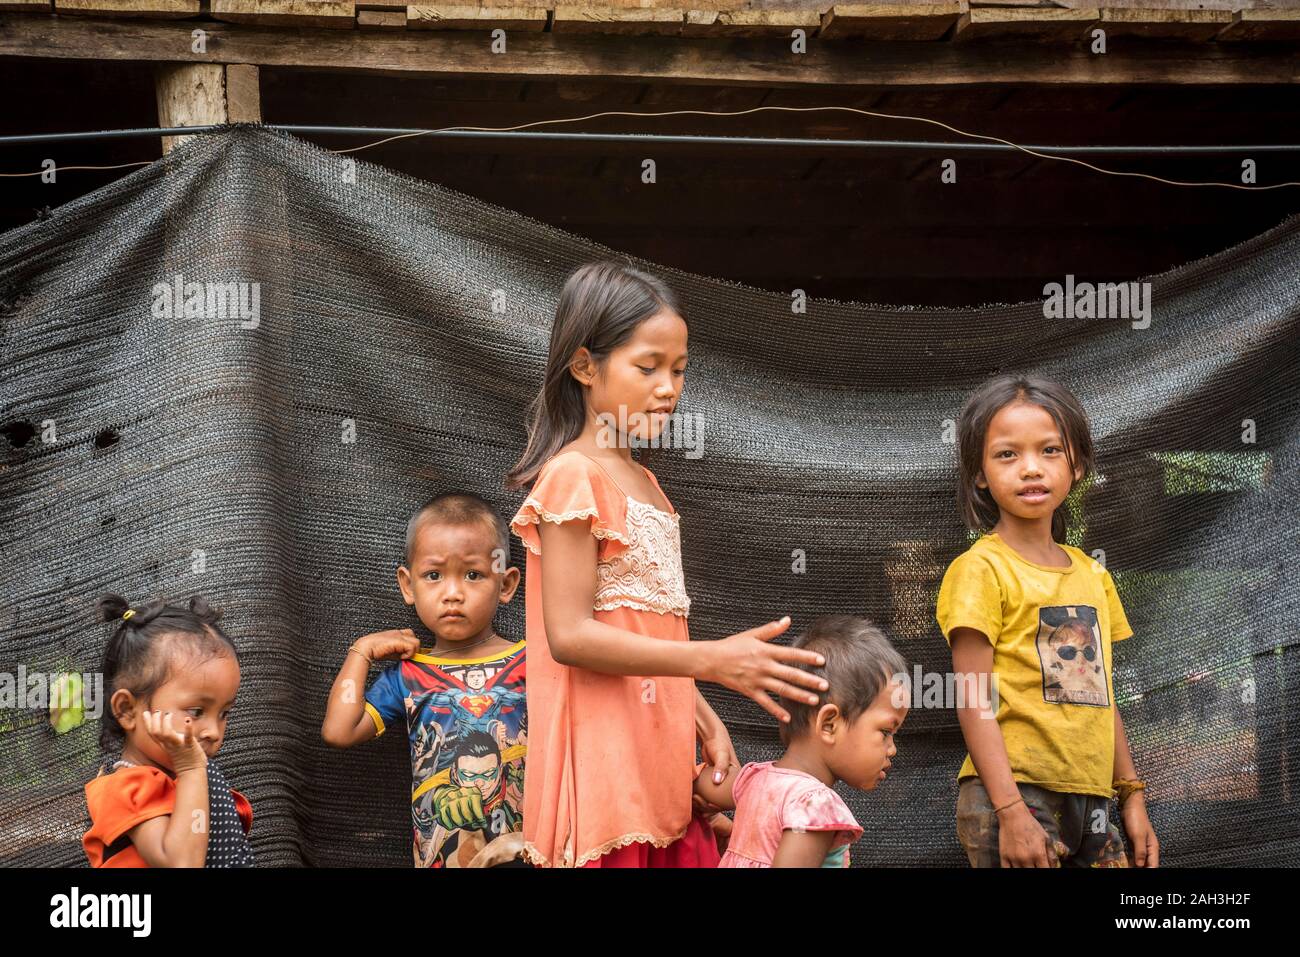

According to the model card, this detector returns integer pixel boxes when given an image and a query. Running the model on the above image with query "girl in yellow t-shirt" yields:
[936,374,1158,868]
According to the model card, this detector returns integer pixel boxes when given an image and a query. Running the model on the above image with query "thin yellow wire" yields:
[0,105,1293,189]
[331,106,1299,191]
[0,160,156,178]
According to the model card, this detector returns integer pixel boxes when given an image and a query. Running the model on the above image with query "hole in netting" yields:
[100,514,116,528]
[2,421,36,448]
[0,282,30,317]
[93,427,121,450]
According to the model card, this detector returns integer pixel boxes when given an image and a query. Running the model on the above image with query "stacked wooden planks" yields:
[1,1,1296,44]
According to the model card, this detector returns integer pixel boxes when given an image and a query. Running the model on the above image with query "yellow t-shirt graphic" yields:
[936,533,1133,798]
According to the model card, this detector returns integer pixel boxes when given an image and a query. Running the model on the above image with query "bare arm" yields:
[695,689,736,784]
[951,627,1054,868]
[1113,706,1138,785]
[321,629,419,748]
[538,520,828,721]
[1114,705,1159,867]
[692,761,738,811]
[129,712,209,868]
[771,829,837,868]
[540,519,704,676]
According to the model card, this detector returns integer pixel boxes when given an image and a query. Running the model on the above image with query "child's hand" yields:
[697,728,737,792]
[695,699,737,789]
[998,802,1056,868]
[691,790,721,815]
[355,628,420,662]
[706,812,733,855]
[468,832,525,868]
[698,617,828,723]
[1122,794,1159,867]
[142,710,208,775]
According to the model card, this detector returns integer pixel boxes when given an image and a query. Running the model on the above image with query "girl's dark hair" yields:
[956,375,1095,543]
[95,593,239,753]
[505,260,685,489]
[780,616,907,745]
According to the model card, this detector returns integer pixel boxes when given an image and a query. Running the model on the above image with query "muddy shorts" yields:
[956,777,1129,868]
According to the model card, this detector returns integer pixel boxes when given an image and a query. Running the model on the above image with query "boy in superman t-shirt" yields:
[322,493,527,867]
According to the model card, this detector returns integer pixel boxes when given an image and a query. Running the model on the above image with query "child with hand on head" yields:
[83,593,251,868]
[505,260,829,868]
[322,492,527,868]
[938,375,1158,868]
[696,616,908,868]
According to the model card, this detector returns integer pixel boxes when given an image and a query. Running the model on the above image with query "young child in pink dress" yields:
[695,616,909,867]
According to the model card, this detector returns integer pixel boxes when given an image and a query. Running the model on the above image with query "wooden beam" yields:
[55,0,199,15]
[225,63,262,121]
[154,62,261,150]
[1,15,1295,85]
[819,3,965,42]
[0,0,50,10]
[547,0,756,8]
[1098,8,1233,42]
[952,7,1100,43]
[358,8,405,27]
[407,5,548,30]
[211,0,356,29]
[155,62,226,153]
[1216,10,1300,42]
[1077,0,1242,9]
[681,9,821,39]
[552,6,685,36]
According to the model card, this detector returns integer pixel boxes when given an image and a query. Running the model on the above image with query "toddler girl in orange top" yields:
[506,261,829,868]
[82,593,251,867]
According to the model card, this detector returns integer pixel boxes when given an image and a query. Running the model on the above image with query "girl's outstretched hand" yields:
[698,617,828,723]
[142,710,208,775]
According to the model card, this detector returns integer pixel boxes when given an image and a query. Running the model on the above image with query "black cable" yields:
[2,125,1297,154]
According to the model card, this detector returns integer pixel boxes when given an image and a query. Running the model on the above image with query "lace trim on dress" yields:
[593,597,688,615]
[514,496,692,618]
[522,823,690,869]
[594,497,691,618]
[513,499,632,556]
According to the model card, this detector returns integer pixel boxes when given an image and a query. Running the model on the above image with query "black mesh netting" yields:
[2,126,1297,867]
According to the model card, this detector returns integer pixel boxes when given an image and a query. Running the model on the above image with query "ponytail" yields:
[95,593,236,753]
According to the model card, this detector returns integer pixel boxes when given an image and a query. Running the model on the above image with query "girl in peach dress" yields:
[505,261,829,868]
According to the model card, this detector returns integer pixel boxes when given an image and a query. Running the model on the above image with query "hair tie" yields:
[122,609,135,621]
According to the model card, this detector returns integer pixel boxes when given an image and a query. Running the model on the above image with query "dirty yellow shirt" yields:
[936,533,1133,798]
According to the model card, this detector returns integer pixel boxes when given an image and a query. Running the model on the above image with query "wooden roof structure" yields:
[2,1,1299,44]
[1,2,1297,305]
[2,2,1299,84]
